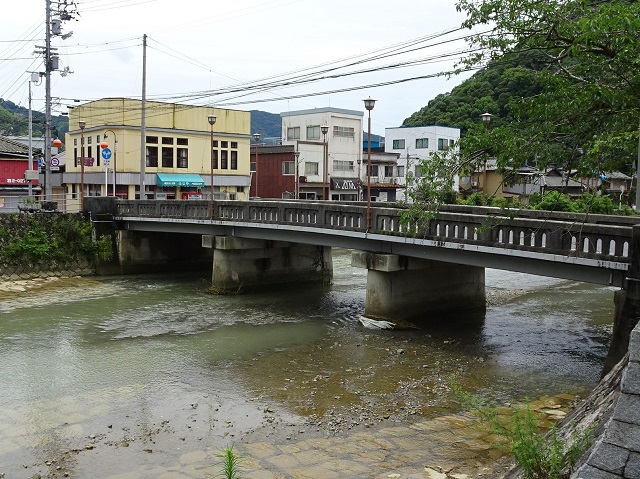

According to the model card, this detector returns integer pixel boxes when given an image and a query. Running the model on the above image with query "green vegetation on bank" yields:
[452,378,592,479]
[0,213,108,267]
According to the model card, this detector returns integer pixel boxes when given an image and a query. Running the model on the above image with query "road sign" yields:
[50,157,60,171]
[101,148,112,160]
[103,158,110,167]
[82,157,95,167]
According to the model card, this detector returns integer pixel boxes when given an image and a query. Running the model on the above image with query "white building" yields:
[281,107,363,201]
[385,125,461,201]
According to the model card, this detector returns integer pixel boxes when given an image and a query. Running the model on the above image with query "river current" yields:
[0,249,615,478]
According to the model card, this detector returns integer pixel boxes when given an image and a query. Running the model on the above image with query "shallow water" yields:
[0,249,615,477]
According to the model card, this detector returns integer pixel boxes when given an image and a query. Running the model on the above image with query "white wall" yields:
[281,108,364,187]
[385,125,460,201]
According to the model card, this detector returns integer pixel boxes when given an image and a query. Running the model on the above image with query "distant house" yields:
[384,125,461,202]
[0,136,40,211]
[249,144,297,199]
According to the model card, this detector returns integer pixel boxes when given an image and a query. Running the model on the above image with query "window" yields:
[212,140,219,147]
[74,138,77,146]
[282,161,295,175]
[231,141,238,149]
[162,147,173,167]
[162,137,173,145]
[415,165,424,177]
[416,138,428,149]
[146,136,158,144]
[236,186,244,193]
[146,146,158,167]
[305,162,319,175]
[231,151,238,170]
[212,150,218,169]
[87,136,92,145]
[438,138,449,151]
[369,165,379,176]
[384,165,394,177]
[250,162,256,172]
[74,148,78,167]
[177,138,188,146]
[397,166,405,177]
[177,148,188,168]
[221,141,228,148]
[450,139,455,147]
[333,160,354,171]
[333,126,354,138]
[220,151,228,169]
[307,125,320,140]
[287,127,300,140]
[392,139,405,150]
[299,192,316,200]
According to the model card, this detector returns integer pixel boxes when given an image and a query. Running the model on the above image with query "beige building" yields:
[63,98,251,201]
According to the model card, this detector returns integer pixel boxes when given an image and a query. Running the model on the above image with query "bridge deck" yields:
[89,198,638,287]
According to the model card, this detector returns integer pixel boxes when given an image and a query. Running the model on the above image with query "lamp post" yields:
[79,121,86,211]
[253,132,260,198]
[294,149,300,199]
[103,129,118,197]
[208,114,217,219]
[364,97,376,231]
[480,112,492,199]
[321,125,329,200]
[357,158,362,201]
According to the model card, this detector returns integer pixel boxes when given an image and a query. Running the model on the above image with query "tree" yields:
[453,0,640,176]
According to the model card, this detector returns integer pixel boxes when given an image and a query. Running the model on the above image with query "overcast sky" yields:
[2,0,478,135]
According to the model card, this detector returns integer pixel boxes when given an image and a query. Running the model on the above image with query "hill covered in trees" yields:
[402,53,544,134]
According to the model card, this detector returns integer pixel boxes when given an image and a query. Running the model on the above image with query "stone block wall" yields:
[573,326,640,478]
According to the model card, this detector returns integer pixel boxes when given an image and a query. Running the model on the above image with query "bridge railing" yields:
[106,198,638,264]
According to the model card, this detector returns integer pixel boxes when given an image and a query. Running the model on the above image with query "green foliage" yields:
[451,378,592,479]
[216,445,242,479]
[0,213,99,266]
[451,0,640,175]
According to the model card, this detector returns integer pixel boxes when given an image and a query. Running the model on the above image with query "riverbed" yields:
[0,249,615,478]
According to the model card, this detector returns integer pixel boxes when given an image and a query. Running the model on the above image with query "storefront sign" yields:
[331,178,360,191]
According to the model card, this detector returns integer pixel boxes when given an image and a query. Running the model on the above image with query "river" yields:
[0,249,615,478]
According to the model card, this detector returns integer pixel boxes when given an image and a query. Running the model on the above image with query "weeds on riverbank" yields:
[451,377,592,479]
[215,445,242,479]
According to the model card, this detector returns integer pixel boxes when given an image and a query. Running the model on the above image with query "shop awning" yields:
[156,173,205,187]
[331,177,360,191]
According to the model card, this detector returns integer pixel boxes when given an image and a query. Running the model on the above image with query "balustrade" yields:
[112,199,637,264]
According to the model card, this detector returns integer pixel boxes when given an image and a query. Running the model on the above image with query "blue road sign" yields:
[101,148,112,160]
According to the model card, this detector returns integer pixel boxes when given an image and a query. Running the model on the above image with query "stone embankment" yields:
[571,323,640,479]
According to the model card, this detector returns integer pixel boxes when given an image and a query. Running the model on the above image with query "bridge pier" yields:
[203,236,333,293]
[606,224,640,374]
[351,251,485,325]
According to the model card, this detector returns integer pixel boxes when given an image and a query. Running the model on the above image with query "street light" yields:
[208,114,217,219]
[321,125,329,200]
[357,158,362,201]
[79,120,86,211]
[294,149,300,199]
[103,129,118,197]
[480,112,492,133]
[253,132,260,198]
[364,97,376,231]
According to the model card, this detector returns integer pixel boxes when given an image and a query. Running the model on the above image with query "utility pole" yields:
[36,0,76,202]
[43,0,53,201]
[140,34,147,199]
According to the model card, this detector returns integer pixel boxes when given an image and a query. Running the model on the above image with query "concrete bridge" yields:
[86,197,640,370]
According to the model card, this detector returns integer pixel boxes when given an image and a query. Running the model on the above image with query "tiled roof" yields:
[0,135,38,156]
